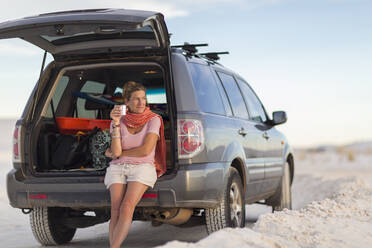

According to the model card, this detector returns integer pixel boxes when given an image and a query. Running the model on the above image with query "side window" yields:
[216,72,249,119]
[146,88,167,104]
[237,79,267,123]
[188,63,226,115]
[213,70,233,116]
[45,76,69,118]
[114,87,167,104]
[76,80,106,119]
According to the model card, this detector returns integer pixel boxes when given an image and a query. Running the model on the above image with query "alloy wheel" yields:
[230,182,243,227]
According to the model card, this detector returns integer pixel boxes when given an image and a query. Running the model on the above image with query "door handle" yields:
[262,131,269,140]
[238,127,247,136]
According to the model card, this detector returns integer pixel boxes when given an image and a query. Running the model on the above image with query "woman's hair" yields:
[122,81,146,102]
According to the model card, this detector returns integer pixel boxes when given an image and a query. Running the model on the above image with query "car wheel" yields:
[30,207,76,245]
[205,167,245,234]
[267,161,292,211]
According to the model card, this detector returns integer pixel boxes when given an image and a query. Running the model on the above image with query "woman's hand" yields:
[105,148,112,158]
[110,105,122,124]
[110,106,123,158]
[105,148,116,159]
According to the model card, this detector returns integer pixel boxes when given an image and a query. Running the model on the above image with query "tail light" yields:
[177,119,204,159]
[13,125,22,163]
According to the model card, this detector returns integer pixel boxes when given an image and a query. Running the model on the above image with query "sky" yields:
[0,0,371,148]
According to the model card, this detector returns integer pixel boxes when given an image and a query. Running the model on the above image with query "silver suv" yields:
[2,9,294,246]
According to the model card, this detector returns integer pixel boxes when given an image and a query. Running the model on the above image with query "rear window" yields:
[188,63,225,115]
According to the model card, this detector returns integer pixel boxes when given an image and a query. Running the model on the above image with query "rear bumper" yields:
[7,162,228,209]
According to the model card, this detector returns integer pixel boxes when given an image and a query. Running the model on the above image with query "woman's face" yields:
[125,90,146,114]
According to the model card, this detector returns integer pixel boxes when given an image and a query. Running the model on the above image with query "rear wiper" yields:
[30,50,47,121]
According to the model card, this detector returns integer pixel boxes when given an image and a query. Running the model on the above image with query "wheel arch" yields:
[230,157,247,193]
[220,141,247,192]
[286,153,294,185]
[283,141,294,185]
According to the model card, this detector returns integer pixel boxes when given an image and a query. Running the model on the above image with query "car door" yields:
[0,9,170,61]
[263,127,284,180]
[215,71,266,197]
[235,78,283,183]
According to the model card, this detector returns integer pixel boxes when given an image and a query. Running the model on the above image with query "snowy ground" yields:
[158,149,372,248]
[1,119,372,248]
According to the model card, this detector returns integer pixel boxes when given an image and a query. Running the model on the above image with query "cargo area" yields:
[33,62,172,174]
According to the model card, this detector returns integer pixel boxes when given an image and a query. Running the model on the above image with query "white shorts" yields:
[104,163,157,189]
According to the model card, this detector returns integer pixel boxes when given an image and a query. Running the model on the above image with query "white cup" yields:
[121,105,126,116]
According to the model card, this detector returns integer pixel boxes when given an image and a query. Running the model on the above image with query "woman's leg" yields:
[109,183,127,246]
[111,181,148,248]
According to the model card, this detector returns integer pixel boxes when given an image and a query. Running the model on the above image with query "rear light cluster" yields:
[13,125,22,163]
[177,119,204,159]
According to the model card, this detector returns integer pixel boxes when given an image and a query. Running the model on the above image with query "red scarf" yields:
[122,107,166,177]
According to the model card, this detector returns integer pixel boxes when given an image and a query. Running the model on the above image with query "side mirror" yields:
[272,111,287,125]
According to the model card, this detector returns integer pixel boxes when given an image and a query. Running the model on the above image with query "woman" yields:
[104,81,166,248]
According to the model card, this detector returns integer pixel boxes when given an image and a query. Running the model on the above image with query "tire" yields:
[266,161,292,211]
[205,167,245,234]
[30,207,76,246]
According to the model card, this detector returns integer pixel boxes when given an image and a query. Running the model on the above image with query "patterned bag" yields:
[89,129,111,169]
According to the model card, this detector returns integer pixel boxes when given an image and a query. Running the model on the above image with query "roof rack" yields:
[171,42,230,62]
[172,42,208,55]
[199,52,229,61]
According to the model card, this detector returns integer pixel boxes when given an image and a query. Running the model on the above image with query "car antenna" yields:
[199,52,229,61]
[172,42,208,55]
